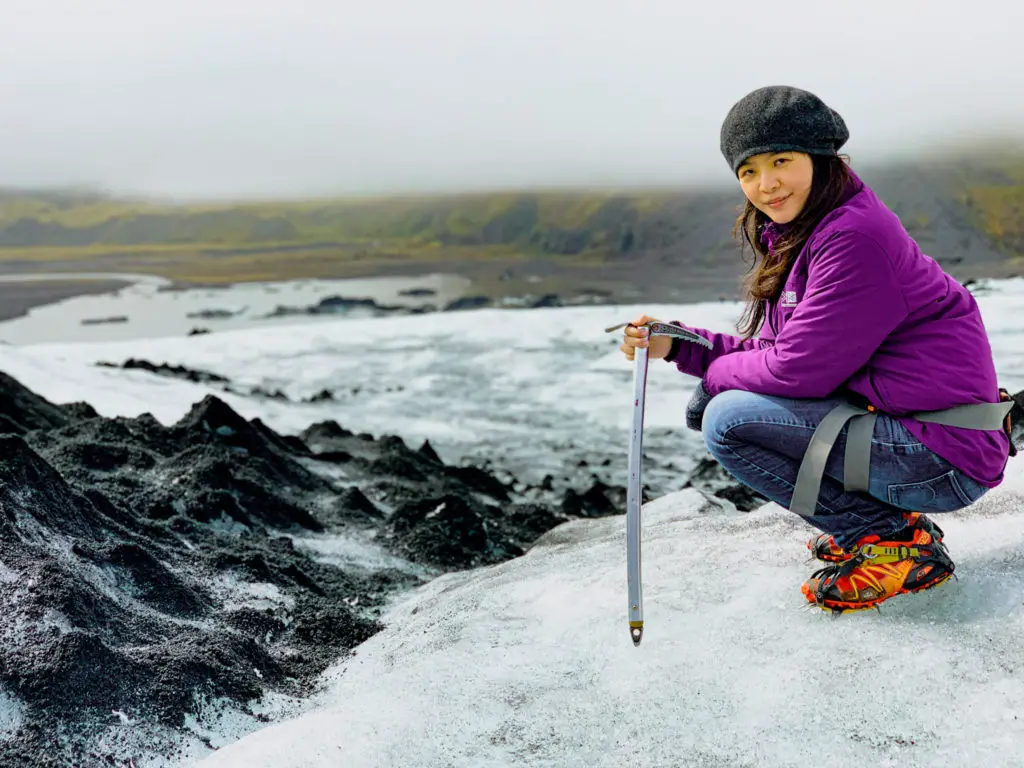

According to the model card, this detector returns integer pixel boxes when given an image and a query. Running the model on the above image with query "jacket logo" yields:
[781,290,799,308]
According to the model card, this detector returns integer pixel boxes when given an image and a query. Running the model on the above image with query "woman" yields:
[620,85,1014,614]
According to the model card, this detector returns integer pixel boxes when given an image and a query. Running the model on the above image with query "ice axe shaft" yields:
[626,344,648,646]
[605,320,712,646]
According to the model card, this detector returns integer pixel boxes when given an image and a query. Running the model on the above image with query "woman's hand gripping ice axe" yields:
[606,316,713,645]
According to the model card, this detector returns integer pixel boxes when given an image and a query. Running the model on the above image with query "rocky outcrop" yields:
[0,372,596,765]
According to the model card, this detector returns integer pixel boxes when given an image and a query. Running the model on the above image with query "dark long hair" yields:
[734,154,853,339]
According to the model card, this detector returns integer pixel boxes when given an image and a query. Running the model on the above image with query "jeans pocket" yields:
[887,469,978,511]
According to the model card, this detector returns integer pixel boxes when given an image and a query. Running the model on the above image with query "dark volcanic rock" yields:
[0,371,71,434]
[81,315,128,325]
[0,383,395,765]
[319,486,383,524]
[93,358,351,405]
[443,295,491,311]
[530,293,564,308]
[259,295,411,319]
[388,495,494,568]
[300,425,513,510]
[386,493,568,569]
[561,479,635,517]
[0,436,113,537]
[0,380,387,765]
[97,358,230,385]
[418,438,442,463]
[682,456,772,512]
[0,370,608,765]
[187,307,242,319]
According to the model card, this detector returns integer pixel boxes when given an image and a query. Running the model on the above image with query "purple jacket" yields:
[668,170,1009,487]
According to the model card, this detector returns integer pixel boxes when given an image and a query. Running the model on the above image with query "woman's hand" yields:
[619,314,675,362]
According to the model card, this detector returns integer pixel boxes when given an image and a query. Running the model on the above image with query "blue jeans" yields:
[701,390,990,549]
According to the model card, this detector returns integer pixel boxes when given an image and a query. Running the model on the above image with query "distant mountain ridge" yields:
[0,150,1020,295]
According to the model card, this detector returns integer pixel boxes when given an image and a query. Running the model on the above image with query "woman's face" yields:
[737,151,814,224]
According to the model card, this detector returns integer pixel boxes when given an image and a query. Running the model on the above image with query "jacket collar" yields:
[758,167,865,253]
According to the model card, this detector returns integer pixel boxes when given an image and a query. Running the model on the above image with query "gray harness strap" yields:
[790,404,873,517]
[910,402,1012,430]
[789,398,1014,518]
[844,408,877,492]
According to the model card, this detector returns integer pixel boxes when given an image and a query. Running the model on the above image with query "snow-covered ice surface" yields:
[0,297,734,496]
[5,276,1022,497]
[193,459,1024,768]
[0,275,1021,766]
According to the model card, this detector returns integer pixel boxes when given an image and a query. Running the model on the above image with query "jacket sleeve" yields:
[702,230,909,398]
[665,319,774,379]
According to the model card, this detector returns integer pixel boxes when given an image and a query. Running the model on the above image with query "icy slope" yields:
[197,457,1024,768]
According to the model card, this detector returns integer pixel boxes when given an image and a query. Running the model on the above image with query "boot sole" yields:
[802,567,954,614]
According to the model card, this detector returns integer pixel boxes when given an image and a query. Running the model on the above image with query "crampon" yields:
[806,512,944,563]
[801,519,954,615]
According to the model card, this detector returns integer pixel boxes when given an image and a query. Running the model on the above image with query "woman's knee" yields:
[700,389,765,451]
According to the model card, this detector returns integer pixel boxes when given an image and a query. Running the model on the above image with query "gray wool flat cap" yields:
[720,85,849,174]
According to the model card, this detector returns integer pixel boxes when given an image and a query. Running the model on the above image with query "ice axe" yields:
[605,320,713,646]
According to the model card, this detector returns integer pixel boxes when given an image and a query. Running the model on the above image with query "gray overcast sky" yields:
[0,0,1021,200]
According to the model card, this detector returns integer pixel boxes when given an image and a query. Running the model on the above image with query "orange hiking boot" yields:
[806,512,944,563]
[801,520,954,614]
